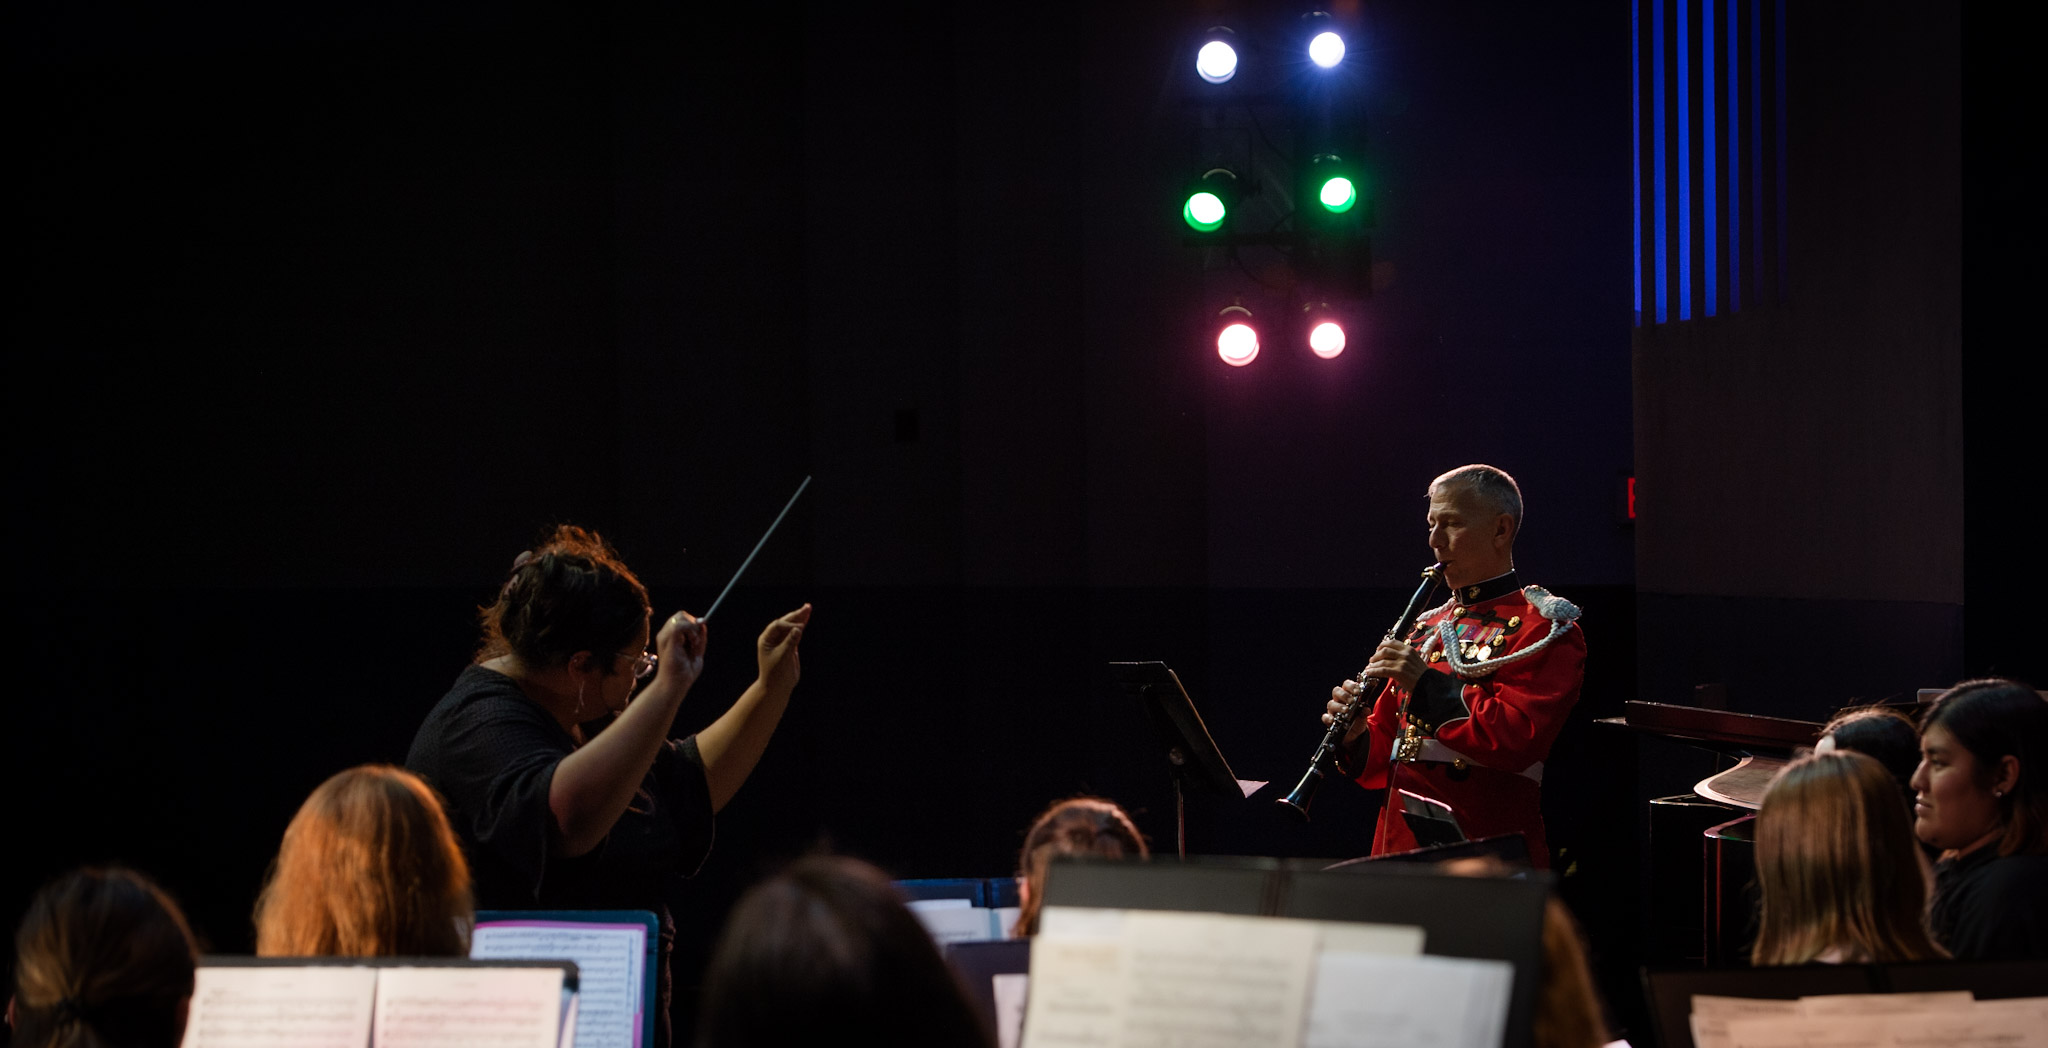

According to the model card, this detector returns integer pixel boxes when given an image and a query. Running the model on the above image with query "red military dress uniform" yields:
[1345,570,1585,867]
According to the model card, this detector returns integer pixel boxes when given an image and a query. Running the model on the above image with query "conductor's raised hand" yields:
[1362,637,1427,691]
[653,610,707,695]
[757,603,811,694]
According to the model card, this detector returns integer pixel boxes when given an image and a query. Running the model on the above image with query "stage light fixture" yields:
[1215,305,1259,366]
[1319,176,1357,212]
[1195,27,1240,84]
[1302,302,1348,358]
[1303,13,1346,68]
[1181,168,1240,233]
[1309,31,1346,67]
[1308,154,1358,215]
[1309,321,1346,358]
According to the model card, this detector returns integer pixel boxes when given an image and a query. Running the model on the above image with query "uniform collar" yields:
[1452,570,1520,607]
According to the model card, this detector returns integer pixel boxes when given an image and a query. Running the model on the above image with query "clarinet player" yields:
[1322,464,1586,867]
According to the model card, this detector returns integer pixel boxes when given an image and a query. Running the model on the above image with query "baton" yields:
[700,476,811,623]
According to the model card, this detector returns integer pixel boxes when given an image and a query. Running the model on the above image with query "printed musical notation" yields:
[470,920,648,1048]
[180,967,376,1048]
[373,967,564,1048]
[181,963,572,1048]
[1693,992,2048,1048]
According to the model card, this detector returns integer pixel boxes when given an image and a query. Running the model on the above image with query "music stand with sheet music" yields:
[473,909,661,1048]
[1108,661,1243,859]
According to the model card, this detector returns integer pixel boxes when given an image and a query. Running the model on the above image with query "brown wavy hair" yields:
[476,524,650,671]
[1012,797,1148,937]
[10,866,200,1048]
[1752,751,1945,965]
[253,765,473,957]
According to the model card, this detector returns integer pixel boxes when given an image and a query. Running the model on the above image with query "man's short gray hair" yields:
[1430,464,1524,532]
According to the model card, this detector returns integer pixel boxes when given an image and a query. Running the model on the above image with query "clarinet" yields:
[1277,562,1445,821]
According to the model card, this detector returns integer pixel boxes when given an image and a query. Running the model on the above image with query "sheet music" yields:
[471,920,646,1048]
[1303,951,1513,1048]
[372,966,565,1048]
[1795,992,1973,1015]
[1312,921,1426,957]
[994,973,1030,1048]
[1120,911,1320,1048]
[1689,995,1803,1048]
[1694,993,2048,1048]
[1972,997,2048,1019]
[181,966,376,1048]
[1038,906,1127,939]
[908,898,1003,946]
[1722,1010,2047,1048]
[1022,932,1127,1047]
[1021,910,1319,1048]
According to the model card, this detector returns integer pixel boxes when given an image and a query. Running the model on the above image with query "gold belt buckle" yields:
[1395,724,1423,763]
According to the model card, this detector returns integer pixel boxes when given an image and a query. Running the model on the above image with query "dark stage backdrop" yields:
[8,0,1646,1041]
[1630,0,1972,714]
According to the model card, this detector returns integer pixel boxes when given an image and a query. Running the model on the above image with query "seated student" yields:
[1440,857,1610,1048]
[253,764,473,957]
[1815,706,1921,812]
[1913,679,2048,960]
[696,855,989,1048]
[1752,751,1945,965]
[1011,797,1148,937]
[7,867,201,1048]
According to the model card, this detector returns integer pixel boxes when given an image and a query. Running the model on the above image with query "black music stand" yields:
[1108,661,1242,859]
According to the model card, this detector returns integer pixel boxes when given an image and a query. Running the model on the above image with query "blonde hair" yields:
[10,867,200,1048]
[1012,797,1147,937]
[254,764,473,957]
[1752,751,1944,965]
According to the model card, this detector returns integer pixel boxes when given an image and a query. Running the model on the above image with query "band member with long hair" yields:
[8,867,201,1048]
[1751,751,1944,965]
[1913,678,2048,959]
[253,764,473,957]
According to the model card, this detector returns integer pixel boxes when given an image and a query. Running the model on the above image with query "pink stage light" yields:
[1309,321,1346,358]
[1217,322,1259,366]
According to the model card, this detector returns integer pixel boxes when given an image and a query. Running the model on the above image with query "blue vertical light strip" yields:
[1701,0,1716,317]
[1751,0,1763,300]
[1653,0,1668,323]
[1677,0,1691,320]
[1727,0,1740,313]
[1774,0,1787,301]
[1632,0,1643,325]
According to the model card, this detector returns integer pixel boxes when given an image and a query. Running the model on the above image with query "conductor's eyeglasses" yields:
[623,651,657,680]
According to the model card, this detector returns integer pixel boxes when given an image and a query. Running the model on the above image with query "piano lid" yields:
[1600,700,1824,754]
[1696,754,1787,810]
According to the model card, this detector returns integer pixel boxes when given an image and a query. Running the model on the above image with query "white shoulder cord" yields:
[1421,585,1581,680]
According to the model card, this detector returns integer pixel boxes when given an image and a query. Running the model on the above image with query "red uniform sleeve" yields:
[1431,623,1585,773]
[1349,680,1404,789]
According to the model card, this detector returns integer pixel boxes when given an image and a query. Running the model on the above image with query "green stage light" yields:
[1318,176,1357,213]
[1183,191,1227,232]
[1180,168,1239,234]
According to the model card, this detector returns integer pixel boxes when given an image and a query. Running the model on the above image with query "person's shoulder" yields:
[413,666,552,747]
[1977,852,2048,895]
[1509,584,1581,623]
